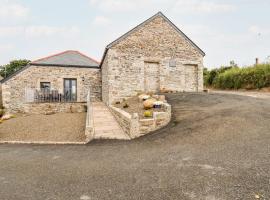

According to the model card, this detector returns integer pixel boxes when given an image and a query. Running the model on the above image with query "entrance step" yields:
[92,102,130,140]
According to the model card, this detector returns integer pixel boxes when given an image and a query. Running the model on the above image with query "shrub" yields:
[123,103,129,108]
[212,64,270,89]
[204,66,233,87]
[144,111,153,118]
[0,109,4,118]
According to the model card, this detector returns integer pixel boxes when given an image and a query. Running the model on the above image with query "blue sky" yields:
[0,0,270,68]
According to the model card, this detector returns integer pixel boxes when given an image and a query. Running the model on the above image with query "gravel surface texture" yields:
[0,93,270,199]
[0,113,86,142]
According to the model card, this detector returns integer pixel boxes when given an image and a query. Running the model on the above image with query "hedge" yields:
[205,64,270,89]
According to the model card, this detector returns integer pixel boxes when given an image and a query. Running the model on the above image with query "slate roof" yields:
[1,50,99,83]
[100,12,205,67]
[31,50,99,67]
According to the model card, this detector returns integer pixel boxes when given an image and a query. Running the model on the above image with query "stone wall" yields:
[2,65,101,113]
[23,102,86,114]
[0,84,2,107]
[102,15,204,104]
[109,103,171,138]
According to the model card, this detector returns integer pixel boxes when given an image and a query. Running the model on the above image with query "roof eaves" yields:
[0,64,31,84]
[30,63,100,68]
[159,12,205,56]
[31,50,100,65]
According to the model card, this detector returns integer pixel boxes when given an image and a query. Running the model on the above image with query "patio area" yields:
[0,113,86,143]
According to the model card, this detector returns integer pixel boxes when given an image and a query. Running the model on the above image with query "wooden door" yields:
[144,62,160,93]
[185,65,198,92]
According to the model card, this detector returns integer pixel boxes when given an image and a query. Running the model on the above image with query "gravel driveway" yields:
[0,113,86,142]
[0,93,270,200]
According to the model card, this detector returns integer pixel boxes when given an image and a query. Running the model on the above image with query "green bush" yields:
[204,66,233,87]
[0,109,4,118]
[211,64,270,89]
[144,111,153,118]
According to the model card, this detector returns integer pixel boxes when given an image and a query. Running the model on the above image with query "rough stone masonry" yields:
[1,65,101,113]
[101,12,204,105]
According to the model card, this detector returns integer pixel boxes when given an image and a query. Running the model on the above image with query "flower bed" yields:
[109,94,171,138]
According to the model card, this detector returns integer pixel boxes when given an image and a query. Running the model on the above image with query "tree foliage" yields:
[0,59,31,78]
[204,64,270,90]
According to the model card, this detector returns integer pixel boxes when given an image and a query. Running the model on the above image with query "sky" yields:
[0,0,270,68]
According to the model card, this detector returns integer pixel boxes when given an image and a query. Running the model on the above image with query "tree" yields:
[0,59,31,78]
[230,60,238,67]
[265,56,270,64]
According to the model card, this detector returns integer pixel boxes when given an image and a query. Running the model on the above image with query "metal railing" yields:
[85,88,94,142]
[25,88,77,103]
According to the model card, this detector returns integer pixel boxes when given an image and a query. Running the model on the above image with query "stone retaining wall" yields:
[109,103,171,138]
[23,102,87,114]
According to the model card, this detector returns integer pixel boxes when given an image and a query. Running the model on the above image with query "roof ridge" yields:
[31,50,100,64]
[74,51,100,64]
[104,11,205,53]
[100,11,205,67]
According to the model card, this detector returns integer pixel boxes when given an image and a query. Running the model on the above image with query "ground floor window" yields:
[40,82,51,91]
[64,78,77,102]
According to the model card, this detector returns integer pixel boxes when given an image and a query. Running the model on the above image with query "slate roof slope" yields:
[1,50,99,83]
[31,50,99,67]
[100,12,205,67]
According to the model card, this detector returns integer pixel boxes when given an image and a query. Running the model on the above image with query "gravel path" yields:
[0,113,86,142]
[0,93,270,199]
[211,90,270,99]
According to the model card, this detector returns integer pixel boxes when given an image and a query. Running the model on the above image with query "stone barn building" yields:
[1,50,101,113]
[101,12,205,104]
[0,12,205,113]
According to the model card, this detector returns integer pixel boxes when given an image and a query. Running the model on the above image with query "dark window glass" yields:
[40,82,51,91]
[64,79,77,102]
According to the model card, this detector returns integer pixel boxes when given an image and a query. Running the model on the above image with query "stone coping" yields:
[0,141,86,145]
[25,101,87,104]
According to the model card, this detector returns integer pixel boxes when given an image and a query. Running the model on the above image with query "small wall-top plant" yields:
[144,110,153,118]
[0,109,4,118]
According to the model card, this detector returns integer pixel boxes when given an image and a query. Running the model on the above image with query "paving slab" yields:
[92,102,130,140]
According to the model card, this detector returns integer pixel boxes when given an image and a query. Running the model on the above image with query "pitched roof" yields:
[100,12,205,67]
[1,50,99,83]
[31,50,99,67]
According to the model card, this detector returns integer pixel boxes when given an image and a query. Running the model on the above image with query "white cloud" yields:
[0,44,14,52]
[0,0,29,19]
[173,0,236,13]
[92,16,111,26]
[89,0,137,12]
[0,26,80,37]
[249,25,270,35]
[25,26,80,37]
[89,0,236,14]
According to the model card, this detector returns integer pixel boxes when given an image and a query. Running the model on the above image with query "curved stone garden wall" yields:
[109,103,171,138]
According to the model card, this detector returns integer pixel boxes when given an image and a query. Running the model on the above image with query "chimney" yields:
[255,58,259,65]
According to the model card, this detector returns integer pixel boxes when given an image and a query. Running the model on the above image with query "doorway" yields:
[144,62,160,93]
[64,78,77,102]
